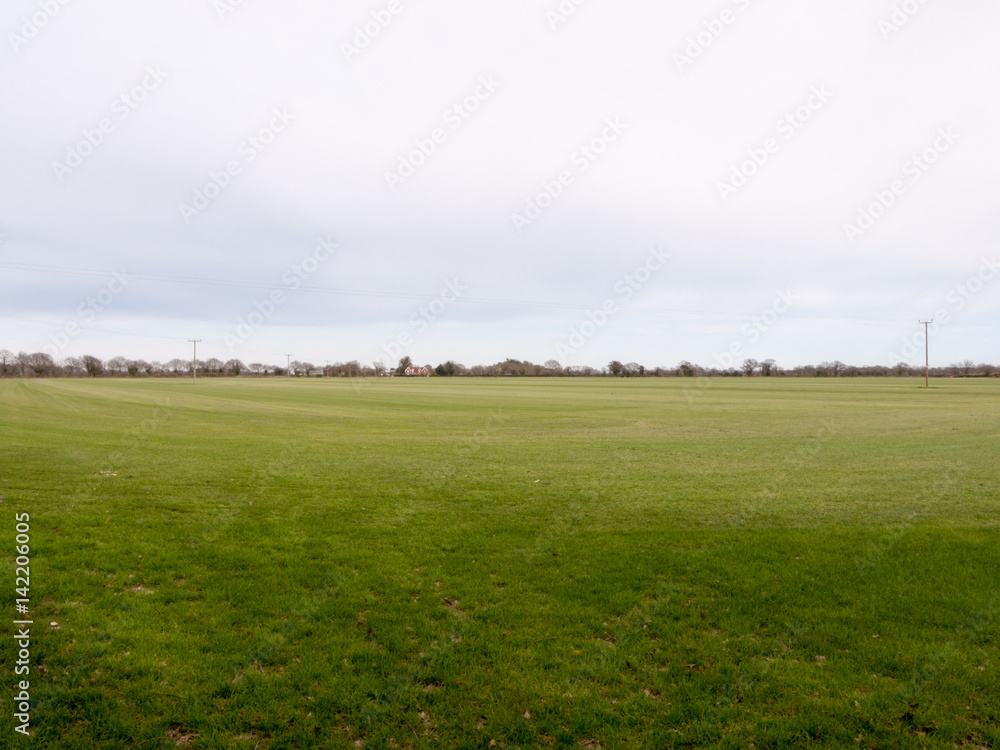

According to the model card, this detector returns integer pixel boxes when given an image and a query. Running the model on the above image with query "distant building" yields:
[404,365,431,377]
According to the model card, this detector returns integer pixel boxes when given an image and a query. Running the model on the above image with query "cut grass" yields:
[1,377,998,748]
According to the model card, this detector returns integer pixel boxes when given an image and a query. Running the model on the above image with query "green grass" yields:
[1,376,998,749]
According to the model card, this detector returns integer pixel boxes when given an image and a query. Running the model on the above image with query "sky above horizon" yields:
[2,0,998,370]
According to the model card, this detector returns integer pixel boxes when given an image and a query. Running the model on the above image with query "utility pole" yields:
[918,320,933,388]
[188,339,201,382]
[285,354,292,379]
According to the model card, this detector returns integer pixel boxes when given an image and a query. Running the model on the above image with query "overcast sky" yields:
[2,0,998,370]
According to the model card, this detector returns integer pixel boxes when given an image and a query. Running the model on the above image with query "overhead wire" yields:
[0,260,933,324]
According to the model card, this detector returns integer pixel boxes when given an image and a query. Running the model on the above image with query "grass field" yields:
[1,376,998,749]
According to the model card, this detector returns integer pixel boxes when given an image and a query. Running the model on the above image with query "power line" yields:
[0,260,925,324]
[0,313,190,341]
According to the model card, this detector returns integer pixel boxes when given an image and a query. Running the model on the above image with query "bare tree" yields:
[106,356,128,375]
[676,360,695,377]
[224,359,245,376]
[742,358,758,376]
[165,358,188,375]
[288,360,314,376]
[760,359,777,376]
[621,362,640,377]
[817,361,844,377]
[62,357,84,376]
[82,355,104,377]
[499,358,524,376]
[26,352,56,376]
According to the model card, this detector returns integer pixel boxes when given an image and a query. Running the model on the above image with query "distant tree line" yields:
[1,349,997,379]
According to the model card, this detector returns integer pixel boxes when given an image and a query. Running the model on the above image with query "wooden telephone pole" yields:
[189,339,201,382]
[918,321,932,388]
